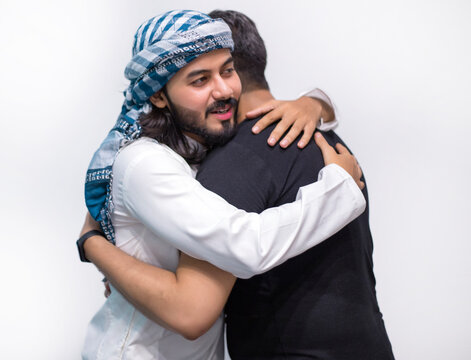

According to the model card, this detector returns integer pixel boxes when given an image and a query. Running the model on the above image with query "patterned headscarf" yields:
[85,10,234,242]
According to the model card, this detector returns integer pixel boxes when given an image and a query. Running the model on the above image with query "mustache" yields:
[205,98,238,117]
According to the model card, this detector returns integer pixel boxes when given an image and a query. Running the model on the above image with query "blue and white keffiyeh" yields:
[85,10,234,242]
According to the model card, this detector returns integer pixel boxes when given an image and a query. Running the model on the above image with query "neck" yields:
[237,89,274,123]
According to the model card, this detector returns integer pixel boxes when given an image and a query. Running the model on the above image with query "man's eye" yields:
[191,77,207,86]
[222,67,235,76]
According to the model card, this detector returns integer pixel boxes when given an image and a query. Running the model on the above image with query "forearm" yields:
[84,236,178,330]
[132,165,364,278]
[120,143,364,279]
[84,236,234,339]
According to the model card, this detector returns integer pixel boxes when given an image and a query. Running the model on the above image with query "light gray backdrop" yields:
[1,0,470,359]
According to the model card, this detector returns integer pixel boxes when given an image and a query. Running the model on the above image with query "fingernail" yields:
[252,126,259,133]
[268,137,276,146]
[298,140,305,148]
[280,139,288,147]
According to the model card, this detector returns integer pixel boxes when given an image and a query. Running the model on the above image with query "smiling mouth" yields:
[205,98,238,120]
[208,103,233,121]
[210,103,231,114]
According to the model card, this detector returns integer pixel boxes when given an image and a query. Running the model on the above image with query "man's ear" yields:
[150,90,168,109]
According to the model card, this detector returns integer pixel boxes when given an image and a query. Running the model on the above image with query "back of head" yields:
[209,10,269,91]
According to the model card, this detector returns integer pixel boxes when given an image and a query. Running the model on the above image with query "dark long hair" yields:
[138,103,206,164]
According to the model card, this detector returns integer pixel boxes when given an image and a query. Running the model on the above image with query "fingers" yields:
[356,162,363,180]
[352,157,364,189]
[247,104,276,121]
[263,110,293,146]
[296,123,316,149]
[335,143,351,155]
[314,132,335,163]
[104,281,111,298]
[278,119,306,148]
[249,100,281,132]
[315,136,365,190]
[251,107,283,136]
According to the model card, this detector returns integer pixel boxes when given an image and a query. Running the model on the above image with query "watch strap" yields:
[77,230,105,263]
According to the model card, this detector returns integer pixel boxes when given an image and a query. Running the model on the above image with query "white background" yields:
[1,0,470,359]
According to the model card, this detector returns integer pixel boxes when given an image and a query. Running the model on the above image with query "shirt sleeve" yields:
[117,141,365,279]
[301,88,339,131]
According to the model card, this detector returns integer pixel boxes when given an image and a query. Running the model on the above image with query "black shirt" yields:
[196,119,394,360]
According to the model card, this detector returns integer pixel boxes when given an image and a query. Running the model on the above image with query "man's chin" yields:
[170,101,238,147]
[203,123,237,147]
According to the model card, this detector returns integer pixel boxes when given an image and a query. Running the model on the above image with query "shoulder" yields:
[115,137,180,163]
[113,137,193,180]
[199,121,277,181]
[232,119,327,170]
[203,120,299,169]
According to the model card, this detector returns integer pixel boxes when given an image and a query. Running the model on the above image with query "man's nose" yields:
[212,75,233,100]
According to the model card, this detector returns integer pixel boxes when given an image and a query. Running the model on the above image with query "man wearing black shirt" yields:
[194,10,395,359]
[80,9,394,359]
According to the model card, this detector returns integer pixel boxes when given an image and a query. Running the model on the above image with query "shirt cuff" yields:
[300,88,339,131]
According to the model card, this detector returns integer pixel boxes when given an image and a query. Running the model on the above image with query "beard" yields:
[167,96,239,147]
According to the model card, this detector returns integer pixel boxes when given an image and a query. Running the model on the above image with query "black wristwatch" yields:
[77,230,105,263]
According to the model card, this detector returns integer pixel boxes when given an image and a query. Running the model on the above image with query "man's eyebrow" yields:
[185,57,234,79]
[221,56,234,68]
